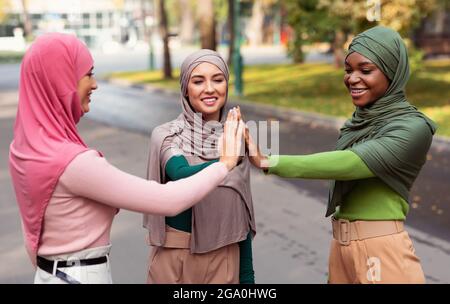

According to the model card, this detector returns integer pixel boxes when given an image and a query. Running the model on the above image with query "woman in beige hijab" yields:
[144,49,256,284]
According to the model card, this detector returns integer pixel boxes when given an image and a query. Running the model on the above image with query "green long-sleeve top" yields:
[164,155,255,284]
[267,150,409,221]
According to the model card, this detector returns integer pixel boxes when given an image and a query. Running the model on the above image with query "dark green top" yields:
[165,155,255,284]
[268,150,409,221]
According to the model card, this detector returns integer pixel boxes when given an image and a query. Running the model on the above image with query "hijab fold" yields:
[327,26,436,217]
[9,33,97,257]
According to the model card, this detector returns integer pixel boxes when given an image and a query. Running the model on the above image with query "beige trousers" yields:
[147,227,239,284]
[328,230,425,284]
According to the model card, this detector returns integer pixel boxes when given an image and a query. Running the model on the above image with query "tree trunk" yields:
[227,0,235,65]
[434,9,446,33]
[246,0,264,46]
[332,30,346,68]
[21,0,32,39]
[198,0,216,50]
[158,0,172,78]
[179,0,195,44]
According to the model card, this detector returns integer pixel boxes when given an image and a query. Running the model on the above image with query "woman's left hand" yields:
[235,106,269,170]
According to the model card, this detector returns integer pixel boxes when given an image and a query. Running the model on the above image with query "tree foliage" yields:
[283,0,438,66]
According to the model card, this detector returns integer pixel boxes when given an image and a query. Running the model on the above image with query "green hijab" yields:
[326,26,437,217]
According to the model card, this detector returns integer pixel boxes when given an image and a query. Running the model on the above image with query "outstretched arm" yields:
[60,150,228,216]
[267,150,375,180]
[60,108,245,216]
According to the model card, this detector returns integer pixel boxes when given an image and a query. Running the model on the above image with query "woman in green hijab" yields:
[245,26,436,283]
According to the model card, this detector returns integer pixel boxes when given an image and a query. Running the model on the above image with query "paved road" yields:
[1,83,449,283]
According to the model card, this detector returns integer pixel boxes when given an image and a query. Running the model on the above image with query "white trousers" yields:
[34,245,112,284]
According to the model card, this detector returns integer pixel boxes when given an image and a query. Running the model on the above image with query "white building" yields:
[2,0,154,49]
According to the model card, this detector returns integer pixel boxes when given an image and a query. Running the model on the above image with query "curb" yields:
[103,78,450,151]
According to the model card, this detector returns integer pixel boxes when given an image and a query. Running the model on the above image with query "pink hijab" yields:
[9,33,97,259]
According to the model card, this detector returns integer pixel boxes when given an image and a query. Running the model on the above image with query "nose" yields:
[92,78,98,90]
[347,72,361,86]
[205,80,214,93]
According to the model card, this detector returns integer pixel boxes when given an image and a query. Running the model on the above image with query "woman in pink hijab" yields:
[9,33,244,284]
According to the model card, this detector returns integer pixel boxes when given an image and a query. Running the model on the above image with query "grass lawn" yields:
[107,59,450,137]
[0,51,24,63]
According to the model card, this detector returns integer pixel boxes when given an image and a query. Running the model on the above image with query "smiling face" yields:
[77,67,97,113]
[187,62,227,121]
[344,52,390,108]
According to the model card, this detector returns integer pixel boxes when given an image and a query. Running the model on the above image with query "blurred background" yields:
[1,0,450,284]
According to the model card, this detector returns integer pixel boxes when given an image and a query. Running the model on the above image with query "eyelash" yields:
[193,79,224,85]
[344,69,371,75]
[88,72,95,77]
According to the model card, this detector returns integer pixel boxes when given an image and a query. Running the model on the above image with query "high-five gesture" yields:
[219,107,245,171]
[234,107,269,170]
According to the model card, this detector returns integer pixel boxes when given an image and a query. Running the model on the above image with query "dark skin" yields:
[243,52,391,170]
[344,52,390,108]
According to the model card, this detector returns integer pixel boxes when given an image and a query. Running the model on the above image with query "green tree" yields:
[284,0,437,67]
[283,0,332,63]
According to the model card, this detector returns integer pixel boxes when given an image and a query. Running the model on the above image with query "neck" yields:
[203,111,220,122]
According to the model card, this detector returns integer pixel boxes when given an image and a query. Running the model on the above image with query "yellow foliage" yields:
[0,0,11,22]
[379,0,437,33]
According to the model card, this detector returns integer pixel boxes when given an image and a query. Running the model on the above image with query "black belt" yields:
[37,255,108,284]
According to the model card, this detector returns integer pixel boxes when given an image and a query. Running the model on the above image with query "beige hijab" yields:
[143,49,255,253]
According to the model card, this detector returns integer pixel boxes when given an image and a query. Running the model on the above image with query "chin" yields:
[351,98,367,107]
[201,108,219,116]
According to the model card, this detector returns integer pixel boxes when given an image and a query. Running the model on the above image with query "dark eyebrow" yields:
[358,61,375,67]
[344,61,376,68]
[191,73,224,79]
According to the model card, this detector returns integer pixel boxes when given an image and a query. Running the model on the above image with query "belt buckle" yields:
[338,219,351,246]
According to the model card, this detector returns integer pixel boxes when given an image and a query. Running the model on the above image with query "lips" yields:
[201,96,218,106]
[349,88,368,98]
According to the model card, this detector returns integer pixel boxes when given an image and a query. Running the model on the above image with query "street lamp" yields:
[232,0,243,96]
[148,18,155,70]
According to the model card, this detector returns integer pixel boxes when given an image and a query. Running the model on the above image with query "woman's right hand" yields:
[219,107,245,171]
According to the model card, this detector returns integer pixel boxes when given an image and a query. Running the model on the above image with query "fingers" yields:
[236,106,242,121]
[236,120,245,154]
[244,125,251,142]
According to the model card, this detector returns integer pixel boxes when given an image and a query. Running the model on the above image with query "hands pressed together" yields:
[219,106,269,172]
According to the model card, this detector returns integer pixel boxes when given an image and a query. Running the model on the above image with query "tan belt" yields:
[332,217,404,246]
[162,226,191,249]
